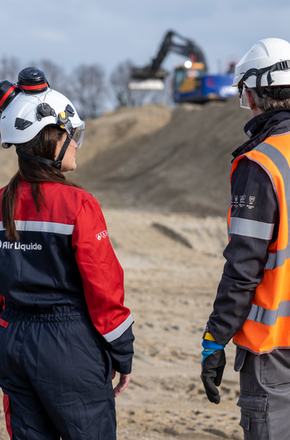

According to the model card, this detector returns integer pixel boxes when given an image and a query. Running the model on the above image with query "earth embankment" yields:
[0,97,249,216]
[72,96,249,215]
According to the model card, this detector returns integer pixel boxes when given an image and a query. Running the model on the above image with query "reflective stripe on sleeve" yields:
[247,301,290,326]
[0,220,74,235]
[103,313,134,343]
[230,217,275,240]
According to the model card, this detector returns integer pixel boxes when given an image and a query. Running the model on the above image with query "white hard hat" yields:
[233,38,290,97]
[0,67,85,149]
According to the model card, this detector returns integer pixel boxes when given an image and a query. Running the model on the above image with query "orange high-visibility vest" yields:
[230,133,290,354]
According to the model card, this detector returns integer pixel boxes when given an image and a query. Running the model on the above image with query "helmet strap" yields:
[17,132,42,152]
[238,60,290,98]
[16,149,59,168]
[53,133,72,169]
[16,133,72,170]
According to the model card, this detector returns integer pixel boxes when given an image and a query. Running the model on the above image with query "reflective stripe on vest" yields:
[248,301,290,326]
[265,246,290,270]
[231,134,290,353]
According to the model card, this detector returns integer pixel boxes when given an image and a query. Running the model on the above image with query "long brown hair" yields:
[2,125,81,241]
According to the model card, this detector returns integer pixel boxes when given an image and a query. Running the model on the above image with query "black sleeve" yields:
[103,325,135,374]
[207,157,279,345]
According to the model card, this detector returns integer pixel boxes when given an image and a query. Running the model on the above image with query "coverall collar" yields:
[232,108,290,160]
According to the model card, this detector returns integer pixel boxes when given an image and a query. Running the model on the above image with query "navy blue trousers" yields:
[0,304,116,440]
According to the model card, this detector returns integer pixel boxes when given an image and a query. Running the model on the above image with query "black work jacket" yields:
[207,109,290,346]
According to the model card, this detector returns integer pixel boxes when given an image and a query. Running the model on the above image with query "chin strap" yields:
[16,133,71,170]
[53,133,72,168]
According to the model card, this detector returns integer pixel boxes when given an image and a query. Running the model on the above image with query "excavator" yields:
[129,30,237,104]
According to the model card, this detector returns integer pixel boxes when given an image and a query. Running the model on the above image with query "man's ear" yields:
[245,89,264,116]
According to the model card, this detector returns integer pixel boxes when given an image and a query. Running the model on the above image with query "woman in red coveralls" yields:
[0,67,134,440]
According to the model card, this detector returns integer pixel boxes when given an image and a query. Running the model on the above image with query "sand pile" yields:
[0,97,249,217]
[72,96,249,216]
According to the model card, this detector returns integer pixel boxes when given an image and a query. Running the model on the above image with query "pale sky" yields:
[3,0,290,80]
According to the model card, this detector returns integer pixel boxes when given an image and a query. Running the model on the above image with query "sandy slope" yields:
[72,97,249,216]
[0,209,243,440]
[106,209,243,440]
[0,97,249,217]
[0,99,249,439]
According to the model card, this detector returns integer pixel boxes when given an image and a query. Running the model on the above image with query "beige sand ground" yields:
[106,209,243,440]
[0,99,248,438]
[0,209,243,440]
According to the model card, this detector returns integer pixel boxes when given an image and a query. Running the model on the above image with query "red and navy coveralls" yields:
[0,180,134,440]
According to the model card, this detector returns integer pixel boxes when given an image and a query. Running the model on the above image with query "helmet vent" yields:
[65,104,75,117]
[15,118,33,131]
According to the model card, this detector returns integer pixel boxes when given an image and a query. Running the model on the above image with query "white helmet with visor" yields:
[232,38,290,109]
[0,67,85,169]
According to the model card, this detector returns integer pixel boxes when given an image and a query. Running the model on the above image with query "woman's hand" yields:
[111,369,131,397]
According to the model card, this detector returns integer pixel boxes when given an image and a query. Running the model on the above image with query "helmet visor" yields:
[70,122,85,149]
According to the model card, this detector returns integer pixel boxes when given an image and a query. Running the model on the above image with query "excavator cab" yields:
[173,64,237,104]
[129,30,238,104]
[173,62,206,97]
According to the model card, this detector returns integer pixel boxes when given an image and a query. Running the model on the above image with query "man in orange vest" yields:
[201,38,290,439]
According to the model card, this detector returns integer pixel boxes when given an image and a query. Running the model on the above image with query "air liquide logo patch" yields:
[0,240,42,251]
[96,230,109,241]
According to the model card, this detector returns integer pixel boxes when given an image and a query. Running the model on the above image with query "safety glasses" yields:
[239,88,251,110]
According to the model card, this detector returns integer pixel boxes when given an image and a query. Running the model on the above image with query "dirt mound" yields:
[0,98,250,216]
[73,97,249,216]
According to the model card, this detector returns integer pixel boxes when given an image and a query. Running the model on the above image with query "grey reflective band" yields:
[230,217,274,240]
[248,301,290,326]
[103,314,134,343]
[255,142,290,206]
[247,142,290,269]
[265,246,290,270]
[0,220,74,235]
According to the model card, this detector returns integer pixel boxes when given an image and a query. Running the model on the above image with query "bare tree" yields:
[110,60,137,107]
[70,64,106,119]
[37,60,72,98]
[26,59,74,103]
[0,57,21,82]
[110,59,170,108]
[110,59,152,107]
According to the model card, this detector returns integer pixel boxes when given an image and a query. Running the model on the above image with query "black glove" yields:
[201,349,226,404]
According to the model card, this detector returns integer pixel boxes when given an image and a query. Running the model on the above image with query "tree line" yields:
[0,57,172,120]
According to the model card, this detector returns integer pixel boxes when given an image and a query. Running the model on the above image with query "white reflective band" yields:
[0,220,74,235]
[103,314,134,343]
[230,217,274,240]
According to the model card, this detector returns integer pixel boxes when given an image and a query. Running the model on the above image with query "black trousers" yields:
[236,347,290,440]
[0,304,116,440]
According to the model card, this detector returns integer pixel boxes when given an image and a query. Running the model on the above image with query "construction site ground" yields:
[0,96,250,439]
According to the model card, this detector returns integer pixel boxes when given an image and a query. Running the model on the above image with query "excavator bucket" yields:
[128,79,165,90]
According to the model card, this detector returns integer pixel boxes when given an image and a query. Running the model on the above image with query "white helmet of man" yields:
[233,38,290,98]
